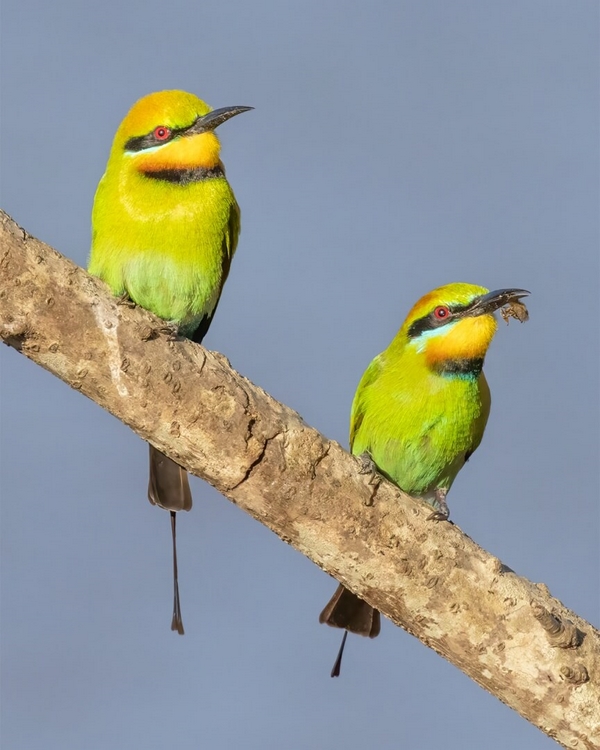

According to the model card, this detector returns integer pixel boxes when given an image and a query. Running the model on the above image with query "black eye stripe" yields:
[407,301,475,339]
[123,121,194,153]
[408,313,450,339]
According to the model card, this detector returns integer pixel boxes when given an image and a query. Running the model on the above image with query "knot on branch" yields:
[531,602,582,648]
[560,664,589,685]
[1,321,38,352]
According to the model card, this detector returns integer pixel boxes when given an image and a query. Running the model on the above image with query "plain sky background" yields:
[1,1,598,748]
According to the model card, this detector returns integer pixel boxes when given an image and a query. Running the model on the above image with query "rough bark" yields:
[0,209,598,749]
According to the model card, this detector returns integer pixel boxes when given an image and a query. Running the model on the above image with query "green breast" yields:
[351,356,490,496]
[89,170,238,329]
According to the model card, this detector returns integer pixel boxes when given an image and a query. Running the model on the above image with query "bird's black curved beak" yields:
[470,288,530,316]
[187,106,253,135]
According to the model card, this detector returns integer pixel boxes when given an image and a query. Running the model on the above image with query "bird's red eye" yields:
[153,126,171,141]
[434,306,450,320]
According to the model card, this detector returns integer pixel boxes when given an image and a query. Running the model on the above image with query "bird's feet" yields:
[116,293,136,309]
[357,451,377,475]
[155,322,181,341]
[427,488,450,521]
[357,451,381,506]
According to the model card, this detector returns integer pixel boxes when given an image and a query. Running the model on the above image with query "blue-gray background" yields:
[1,2,598,748]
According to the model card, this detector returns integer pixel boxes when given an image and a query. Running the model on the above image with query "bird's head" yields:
[397,283,529,374]
[108,90,252,177]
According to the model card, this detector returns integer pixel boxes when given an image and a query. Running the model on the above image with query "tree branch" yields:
[1,209,598,749]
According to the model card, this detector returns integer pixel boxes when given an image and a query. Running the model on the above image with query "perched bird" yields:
[89,90,252,634]
[319,283,529,676]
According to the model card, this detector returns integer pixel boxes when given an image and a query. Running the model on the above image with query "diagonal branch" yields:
[0,209,598,749]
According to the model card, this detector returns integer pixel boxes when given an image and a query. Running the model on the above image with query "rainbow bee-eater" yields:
[319,283,529,676]
[88,90,252,634]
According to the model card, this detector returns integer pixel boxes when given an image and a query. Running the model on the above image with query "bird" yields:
[88,90,252,634]
[319,282,529,676]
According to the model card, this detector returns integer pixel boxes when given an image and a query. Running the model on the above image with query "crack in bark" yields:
[310,441,331,479]
[228,422,284,491]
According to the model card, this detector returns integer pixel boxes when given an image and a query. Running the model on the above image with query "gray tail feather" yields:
[319,583,381,677]
[319,583,381,637]
[148,445,192,511]
[147,445,192,635]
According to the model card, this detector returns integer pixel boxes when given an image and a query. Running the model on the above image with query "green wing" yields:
[349,354,384,454]
[220,198,241,288]
[190,200,241,344]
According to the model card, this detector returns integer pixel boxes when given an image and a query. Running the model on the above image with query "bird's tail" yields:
[148,445,192,635]
[148,446,193,512]
[319,583,381,676]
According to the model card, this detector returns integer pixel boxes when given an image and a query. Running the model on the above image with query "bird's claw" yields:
[358,451,377,475]
[427,489,450,522]
[116,293,136,309]
[155,323,181,341]
[357,452,380,506]
[427,509,450,522]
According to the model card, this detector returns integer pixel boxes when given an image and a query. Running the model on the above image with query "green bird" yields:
[89,90,252,634]
[319,282,529,676]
